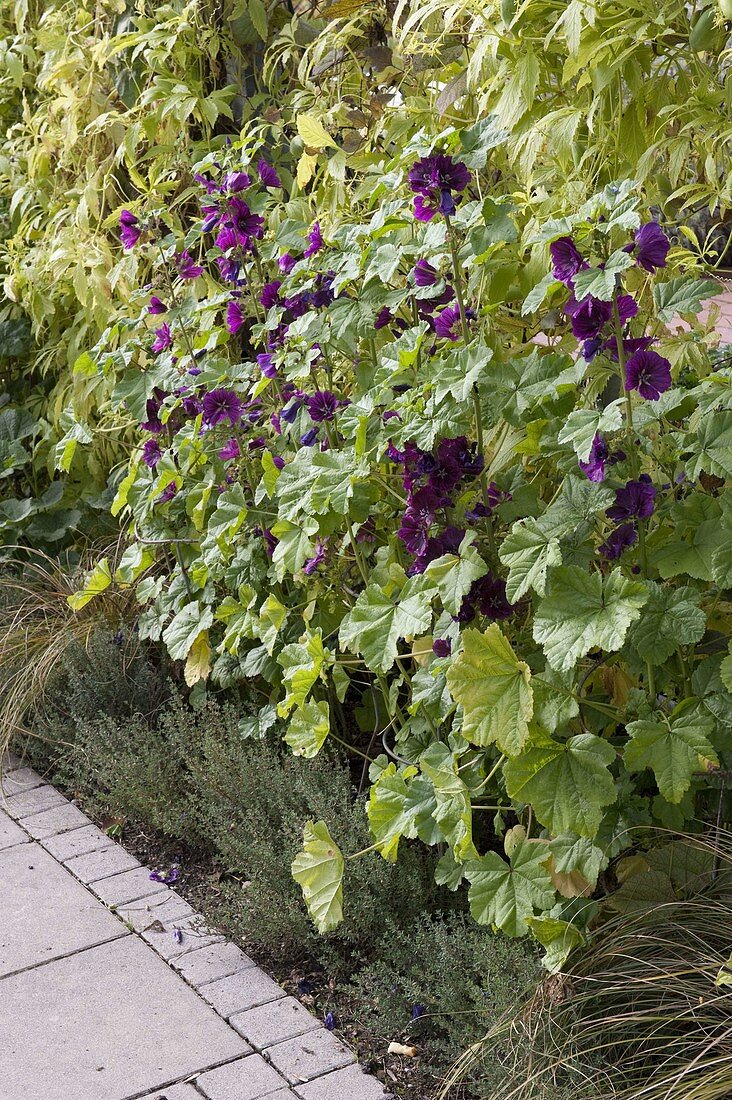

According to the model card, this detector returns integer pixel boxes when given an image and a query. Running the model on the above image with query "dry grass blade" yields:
[440,828,732,1100]
[0,546,136,767]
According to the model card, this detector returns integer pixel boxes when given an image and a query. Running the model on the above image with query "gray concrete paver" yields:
[1,766,44,796]
[90,865,172,907]
[195,1055,287,1099]
[65,843,140,883]
[199,969,287,1018]
[293,1065,394,1099]
[172,941,256,987]
[266,1031,355,1085]
[41,822,116,861]
[230,998,321,1051]
[0,808,30,851]
[0,841,127,977]
[4,783,67,818]
[22,801,89,838]
[0,937,249,1100]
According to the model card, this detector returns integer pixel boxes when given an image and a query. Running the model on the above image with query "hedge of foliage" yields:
[3,0,732,967]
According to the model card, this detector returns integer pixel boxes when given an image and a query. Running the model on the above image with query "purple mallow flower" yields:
[226,300,245,335]
[374,307,393,330]
[149,863,180,885]
[156,481,178,504]
[260,280,282,309]
[413,259,439,286]
[624,349,672,401]
[408,155,471,221]
[278,252,297,273]
[565,293,637,341]
[257,352,278,378]
[300,428,319,446]
[550,237,586,285]
[258,159,281,188]
[432,639,452,658]
[324,1012,336,1031]
[599,523,638,560]
[202,388,244,427]
[579,434,609,483]
[607,474,656,522]
[458,572,513,622]
[304,222,323,259]
[151,323,172,353]
[632,222,670,273]
[411,1004,426,1021]
[142,439,162,468]
[434,303,462,341]
[218,437,240,461]
[119,210,141,250]
[174,250,204,280]
[148,296,167,314]
[223,170,252,192]
[304,538,328,575]
[307,391,339,422]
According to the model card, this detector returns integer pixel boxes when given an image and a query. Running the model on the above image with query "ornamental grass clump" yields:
[70,126,731,965]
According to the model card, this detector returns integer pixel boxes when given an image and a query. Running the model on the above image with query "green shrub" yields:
[345,911,546,1098]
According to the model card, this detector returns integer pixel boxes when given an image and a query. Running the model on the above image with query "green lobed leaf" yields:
[625,702,718,803]
[447,625,533,755]
[503,732,617,837]
[277,630,328,716]
[419,742,478,862]
[339,578,434,674]
[284,699,330,758]
[499,517,562,602]
[425,535,488,615]
[628,582,706,664]
[653,276,721,323]
[466,841,556,936]
[525,916,584,973]
[367,763,440,861]
[162,601,215,662]
[291,820,344,933]
[533,566,648,671]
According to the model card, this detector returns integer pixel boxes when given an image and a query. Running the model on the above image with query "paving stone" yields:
[1,766,45,796]
[173,940,255,986]
[139,1085,203,1099]
[293,1065,393,1100]
[0,936,249,1100]
[0,841,126,976]
[116,891,194,934]
[22,802,90,838]
[230,997,320,1051]
[41,823,115,861]
[65,844,139,883]
[200,969,286,1018]
[266,1030,355,1085]
[142,912,225,961]
[0,807,30,851]
[196,1055,285,1099]
[90,865,172,907]
[3,783,67,818]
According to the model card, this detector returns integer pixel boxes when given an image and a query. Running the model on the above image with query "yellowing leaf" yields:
[297,113,337,151]
[67,558,112,611]
[184,631,211,686]
[292,820,344,932]
[296,151,318,188]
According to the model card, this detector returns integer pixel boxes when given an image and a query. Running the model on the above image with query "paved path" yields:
[0,754,391,1100]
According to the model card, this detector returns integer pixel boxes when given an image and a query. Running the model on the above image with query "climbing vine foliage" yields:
[74,126,732,967]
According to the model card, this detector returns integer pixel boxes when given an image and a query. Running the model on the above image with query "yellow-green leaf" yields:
[292,820,344,932]
[447,625,533,754]
[296,113,337,151]
[67,558,112,611]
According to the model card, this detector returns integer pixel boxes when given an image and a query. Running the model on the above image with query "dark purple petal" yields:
[174,250,204,280]
[307,391,339,422]
[304,222,323,259]
[374,306,393,330]
[578,433,608,483]
[432,639,451,658]
[257,352,278,378]
[624,349,672,401]
[223,171,252,192]
[260,280,282,309]
[151,323,172,353]
[218,437,240,461]
[142,439,162,468]
[599,522,637,559]
[550,237,586,285]
[278,252,297,273]
[300,428,319,446]
[148,296,167,314]
[413,259,439,286]
[119,209,141,250]
[606,474,656,522]
[258,159,281,188]
[226,300,245,334]
[202,388,244,427]
[633,222,670,273]
[433,304,462,340]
